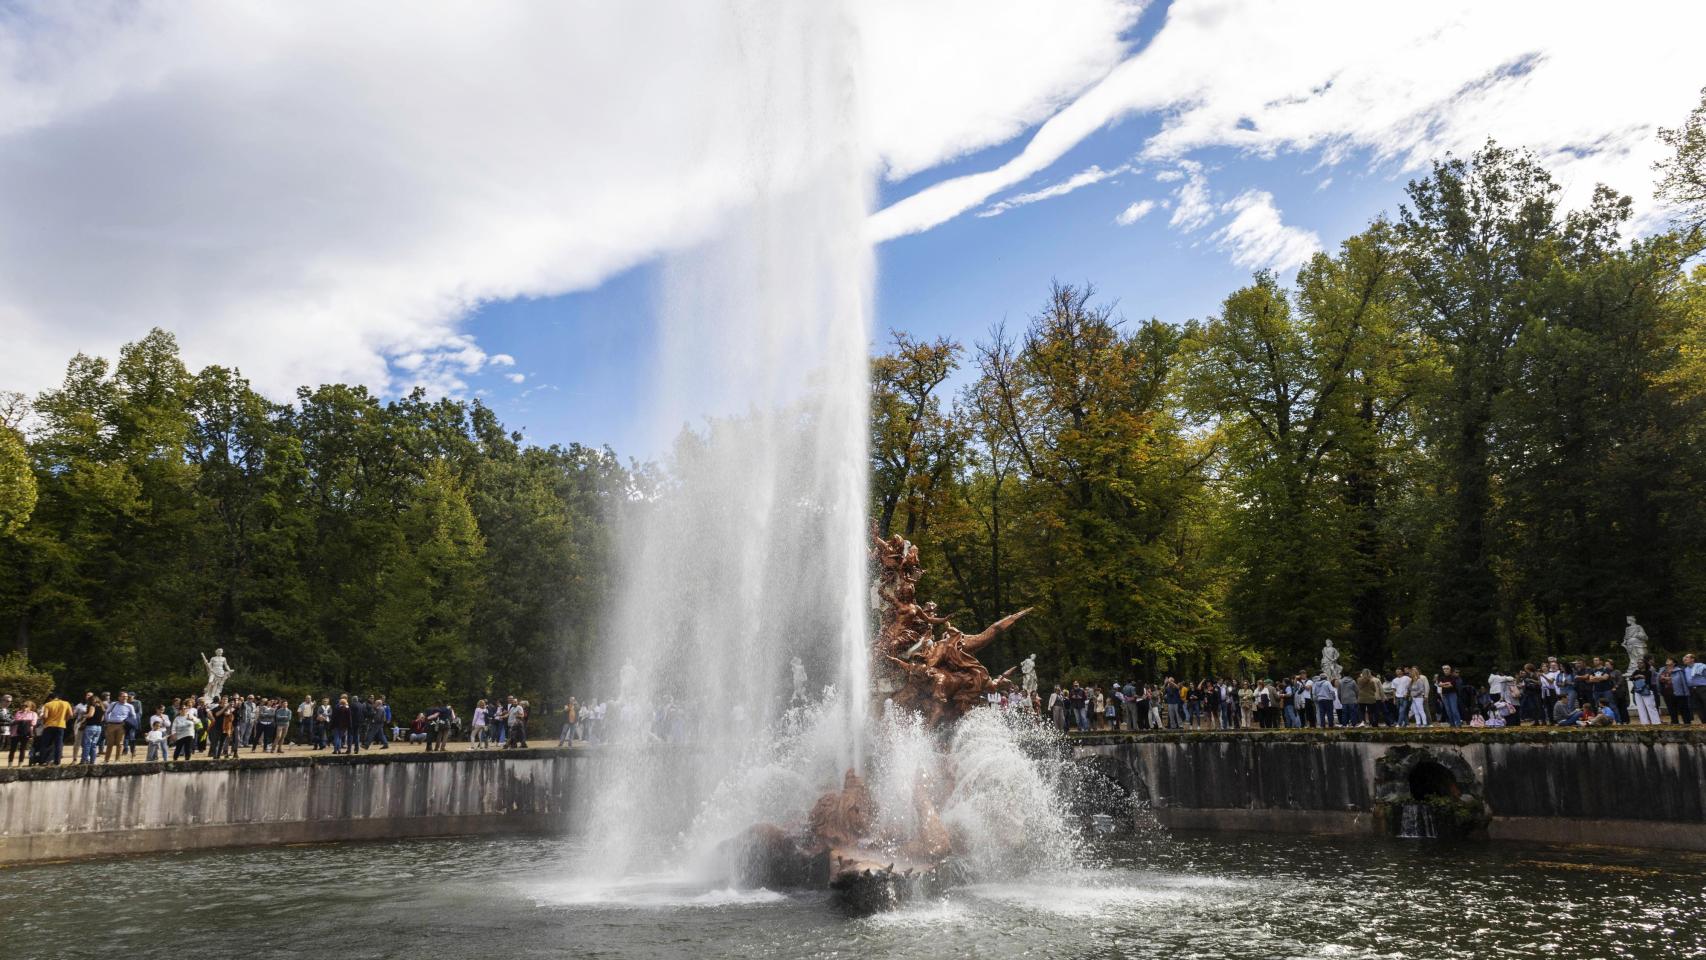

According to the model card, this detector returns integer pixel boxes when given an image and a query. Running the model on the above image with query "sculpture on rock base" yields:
[720,527,1034,915]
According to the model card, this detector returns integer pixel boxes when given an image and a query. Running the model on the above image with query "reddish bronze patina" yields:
[726,532,1030,910]
[871,527,1030,727]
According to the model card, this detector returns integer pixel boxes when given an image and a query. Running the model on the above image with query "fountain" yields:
[715,529,1040,912]
[575,0,874,882]
[571,0,1078,914]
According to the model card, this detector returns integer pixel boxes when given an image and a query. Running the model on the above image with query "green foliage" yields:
[870,141,1706,682]
[0,426,35,536]
[0,330,623,712]
[871,283,1238,683]
[1657,86,1706,234]
[0,651,53,703]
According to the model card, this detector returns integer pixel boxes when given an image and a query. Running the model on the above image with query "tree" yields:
[972,283,1226,676]
[870,332,962,539]
[1495,196,1706,655]
[0,425,34,536]
[1396,144,1561,666]
[1657,86,1706,235]
[0,651,53,703]
[1182,228,1425,670]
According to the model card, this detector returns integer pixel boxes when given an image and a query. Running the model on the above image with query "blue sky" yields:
[462,130,1406,452]
[3,0,1701,455]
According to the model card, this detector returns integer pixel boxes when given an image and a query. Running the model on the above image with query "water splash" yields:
[938,710,1085,878]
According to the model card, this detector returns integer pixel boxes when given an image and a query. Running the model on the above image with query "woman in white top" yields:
[471,699,489,748]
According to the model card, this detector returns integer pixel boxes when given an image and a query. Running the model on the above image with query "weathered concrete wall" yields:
[1075,728,1706,850]
[10,732,1702,864]
[0,749,585,863]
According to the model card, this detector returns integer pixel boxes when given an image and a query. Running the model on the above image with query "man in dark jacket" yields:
[330,695,353,754]
[347,694,365,754]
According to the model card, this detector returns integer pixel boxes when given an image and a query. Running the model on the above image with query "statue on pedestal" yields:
[201,648,233,700]
[1320,640,1342,683]
[1622,616,1649,672]
[619,659,639,702]
[791,656,808,702]
[1019,654,1038,696]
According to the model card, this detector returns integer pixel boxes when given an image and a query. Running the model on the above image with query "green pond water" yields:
[2,831,1698,959]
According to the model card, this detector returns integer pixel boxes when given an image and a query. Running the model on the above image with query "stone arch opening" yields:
[1408,760,1460,801]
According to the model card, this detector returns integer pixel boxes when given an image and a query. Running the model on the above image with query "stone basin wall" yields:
[1073,728,1706,851]
[7,730,1704,864]
[0,748,587,864]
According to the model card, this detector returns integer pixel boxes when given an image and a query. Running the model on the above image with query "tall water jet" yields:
[583,0,873,877]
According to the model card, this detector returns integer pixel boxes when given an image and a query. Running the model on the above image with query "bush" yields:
[0,652,54,704]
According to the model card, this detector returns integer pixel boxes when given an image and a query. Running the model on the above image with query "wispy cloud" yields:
[1212,190,1321,272]
[1167,161,1215,232]
[871,0,1706,243]
[978,163,1131,217]
[1114,199,1156,225]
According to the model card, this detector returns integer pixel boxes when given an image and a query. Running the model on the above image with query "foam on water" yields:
[531,875,791,909]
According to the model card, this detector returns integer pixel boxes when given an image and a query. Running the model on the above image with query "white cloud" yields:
[1167,161,1215,232]
[0,0,1146,400]
[1114,199,1156,225]
[1211,190,1321,272]
[872,0,1706,241]
[977,164,1130,218]
[861,0,1145,180]
[489,354,516,367]
[506,373,526,384]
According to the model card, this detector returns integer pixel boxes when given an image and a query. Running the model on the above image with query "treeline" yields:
[873,140,1706,682]
[0,339,623,707]
[3,127,1705,702]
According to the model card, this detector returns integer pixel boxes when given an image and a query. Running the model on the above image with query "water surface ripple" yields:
[2,832,1697,959]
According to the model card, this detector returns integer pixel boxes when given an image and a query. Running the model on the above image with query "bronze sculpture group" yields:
[871,528,1030,728]
[723,526,1031,912]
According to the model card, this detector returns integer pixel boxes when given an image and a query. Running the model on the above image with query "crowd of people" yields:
[1045,654,1706,732]
[6,652,1706,766]
[0,689,548,766]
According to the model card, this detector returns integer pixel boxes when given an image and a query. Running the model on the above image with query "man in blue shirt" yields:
[1311,675,1337,728]
[101,692,134,763]
[1684,654,1706,724]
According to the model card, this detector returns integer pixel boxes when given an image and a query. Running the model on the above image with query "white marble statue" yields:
[1622,616,1649,672]
[201,648,233,700]
[791,656,808,702]
[1020,654,1038,695]
[1320,639,1342,683]
[619,659,639,702]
